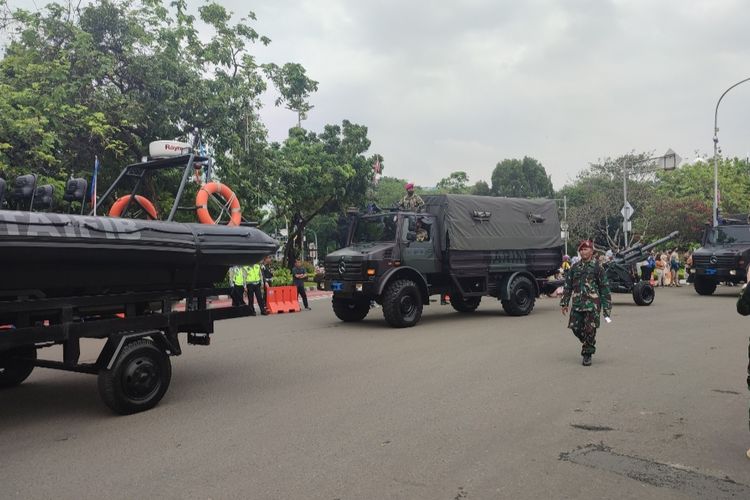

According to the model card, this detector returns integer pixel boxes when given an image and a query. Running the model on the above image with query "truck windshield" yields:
[706,226,750,245]
[352,215,398,244]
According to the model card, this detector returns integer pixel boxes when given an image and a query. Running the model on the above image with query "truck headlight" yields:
[730,270,737,276]
[355,283,363,291]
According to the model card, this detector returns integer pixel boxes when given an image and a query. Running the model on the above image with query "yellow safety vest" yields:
[245,264,261,283]
[231,266,245,286]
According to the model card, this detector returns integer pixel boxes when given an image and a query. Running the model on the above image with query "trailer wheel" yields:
[0,345,36,388]
[501,276,535,316]
[632,281,655,306]
[332,297,370,322]
[382,279,423,328]
[98,338,171,415]
[694,275,717,296]
[451,295,481,313]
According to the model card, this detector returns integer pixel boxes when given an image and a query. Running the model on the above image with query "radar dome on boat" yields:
[149,140,192,158]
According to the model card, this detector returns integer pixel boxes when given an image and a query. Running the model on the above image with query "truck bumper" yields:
[692,267,743,280]
[323,279,377,298]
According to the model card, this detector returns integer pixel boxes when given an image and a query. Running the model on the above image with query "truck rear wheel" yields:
[694,275,717,296]
[332,297,370,322]
[632,281,655,306]
[501,276,535,316]
[98,338,171,415]
[0,345,36,388]
[451,295,481,313]
[382,279,423,328]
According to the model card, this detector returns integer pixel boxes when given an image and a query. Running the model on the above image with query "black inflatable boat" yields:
[0,210,278,297]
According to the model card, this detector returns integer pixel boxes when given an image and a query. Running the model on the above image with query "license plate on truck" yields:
[705,268,716,275]
[331,281,343,291]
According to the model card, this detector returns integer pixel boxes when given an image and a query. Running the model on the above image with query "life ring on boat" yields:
[195,182,242,226]
[108,195,159,220]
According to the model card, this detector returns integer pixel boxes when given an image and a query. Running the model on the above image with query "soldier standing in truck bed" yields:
[560,240,612,366]
[398,182,424,211]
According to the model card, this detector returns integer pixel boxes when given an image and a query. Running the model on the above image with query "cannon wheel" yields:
[632,281,655,306]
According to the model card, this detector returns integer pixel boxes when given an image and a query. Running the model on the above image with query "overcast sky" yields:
[8,0,750,188]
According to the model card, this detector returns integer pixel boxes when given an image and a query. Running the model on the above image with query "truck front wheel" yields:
[0,345,36,388]
[694,275,717,296]
[451,295,481,313]
[382,279,423,328]
[332,297,370,322]
[98,338,172,415]
[501,276,536,316]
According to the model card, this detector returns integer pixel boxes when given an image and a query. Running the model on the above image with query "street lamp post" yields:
[713,77,750,227]
[622,150,679,247]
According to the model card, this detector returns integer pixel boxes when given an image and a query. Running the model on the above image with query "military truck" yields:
[323,194,563,328]
[691,223,750,295]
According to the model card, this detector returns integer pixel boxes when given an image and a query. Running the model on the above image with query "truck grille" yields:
[325,260,363,279]
[693,255,737,268]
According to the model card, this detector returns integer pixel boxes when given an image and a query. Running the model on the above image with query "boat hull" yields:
[0,211,278,297]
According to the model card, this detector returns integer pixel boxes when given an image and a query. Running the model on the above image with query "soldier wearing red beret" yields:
[560,240,612,366]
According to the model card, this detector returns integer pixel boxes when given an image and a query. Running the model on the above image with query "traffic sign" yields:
[621,201,634,221]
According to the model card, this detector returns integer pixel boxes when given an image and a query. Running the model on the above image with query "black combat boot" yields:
[582,354,592,366]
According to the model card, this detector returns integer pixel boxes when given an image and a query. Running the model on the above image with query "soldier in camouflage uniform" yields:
[560,240,612,366]
[735,269,750,458]
[398,182,424,212]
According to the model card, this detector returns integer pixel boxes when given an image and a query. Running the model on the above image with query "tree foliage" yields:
[435,171,469,194]
[491,157,553,198]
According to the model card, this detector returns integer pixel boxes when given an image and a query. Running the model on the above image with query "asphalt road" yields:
[2,285,750,499]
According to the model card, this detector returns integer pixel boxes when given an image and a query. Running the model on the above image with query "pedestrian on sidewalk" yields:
[560,239,612,366]
[292,258,311,310]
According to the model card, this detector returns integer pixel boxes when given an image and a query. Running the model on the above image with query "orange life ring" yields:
[108,195,158,219]
[195,182,242,226]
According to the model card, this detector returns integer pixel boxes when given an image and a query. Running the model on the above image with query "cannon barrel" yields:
[613,231,679,265]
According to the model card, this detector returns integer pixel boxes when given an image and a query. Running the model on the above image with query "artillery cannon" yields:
[605,231,679,306]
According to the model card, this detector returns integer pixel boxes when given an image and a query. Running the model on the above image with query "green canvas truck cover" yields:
[423,194,563,251]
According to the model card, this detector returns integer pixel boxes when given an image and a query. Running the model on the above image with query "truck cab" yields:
[691,224,750,295]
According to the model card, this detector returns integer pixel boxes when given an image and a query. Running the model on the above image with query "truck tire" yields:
[501,276,535,316]
[382,279,423,328]
[694,275,717,296]
[632,281,655,306]
[451,295,481,313]
[0,345,36,388]
[332,297,370,322]
[98,338,172,415]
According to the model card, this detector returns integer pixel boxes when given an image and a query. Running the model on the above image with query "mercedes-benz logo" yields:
[338,259,346,275]
[710,255,718,265]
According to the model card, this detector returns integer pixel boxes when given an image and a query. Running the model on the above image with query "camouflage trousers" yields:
[568,310,599,356]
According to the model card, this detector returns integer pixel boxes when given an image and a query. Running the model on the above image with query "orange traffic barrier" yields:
[265,285,300,314]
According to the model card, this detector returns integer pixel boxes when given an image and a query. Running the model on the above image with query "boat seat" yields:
[12,174,37,210]
[33,184,54,210]
[63,178,88,203]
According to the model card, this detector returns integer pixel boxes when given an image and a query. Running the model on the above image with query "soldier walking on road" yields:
[734,266,750,458]
[560,240,612,366]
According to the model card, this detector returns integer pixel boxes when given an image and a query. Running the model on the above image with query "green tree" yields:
[490,157,553,198]
[268,121,376,265]
[265,62,319,128]
[471,180,491,196]
[435,171,469,194]
[0,0,306,221]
